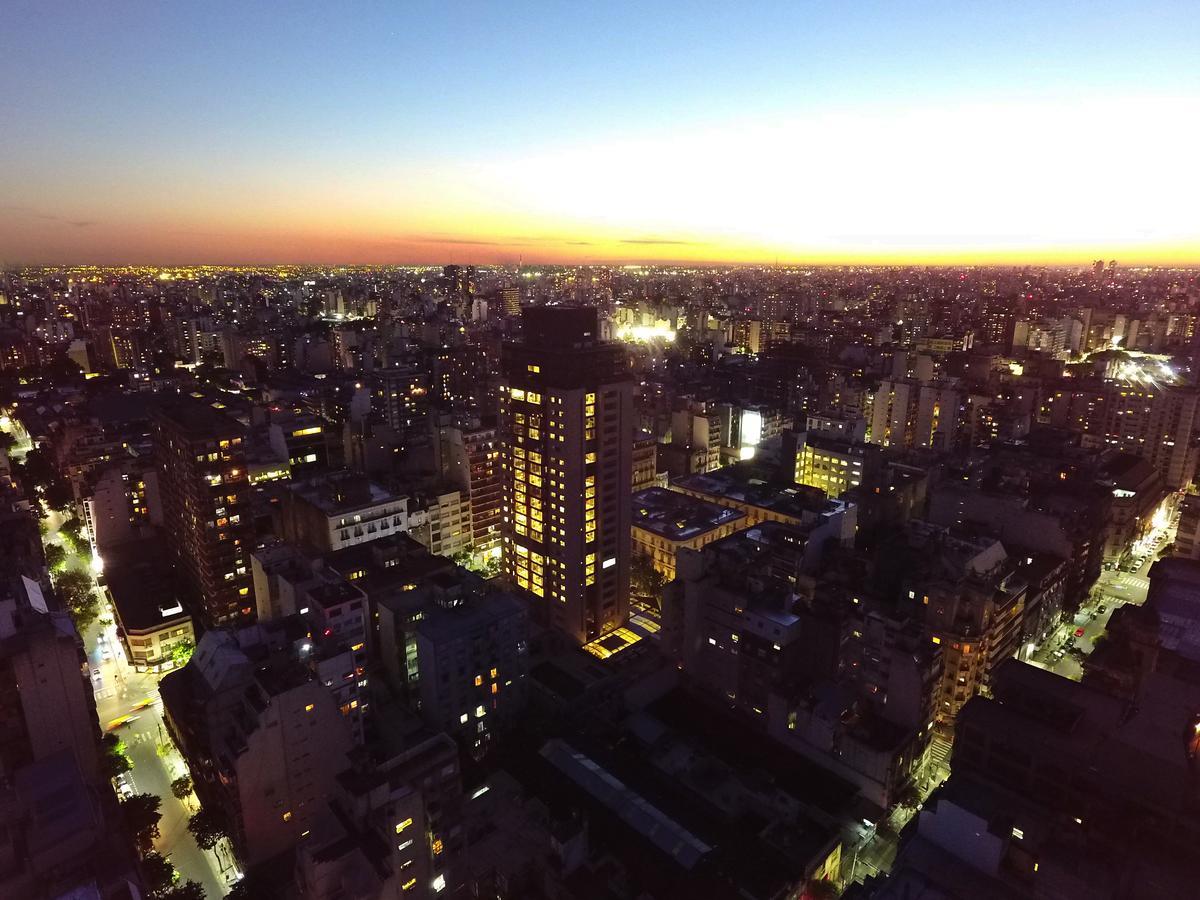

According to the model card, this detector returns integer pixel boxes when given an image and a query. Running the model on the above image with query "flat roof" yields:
[289,472,399,515]
[674,465,847,522]
[104,542,189,632]
[156,398,245,440]
[632,487,745,542]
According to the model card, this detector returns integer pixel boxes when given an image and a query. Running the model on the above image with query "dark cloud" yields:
[0,204,96,227]
[405,235,505,246]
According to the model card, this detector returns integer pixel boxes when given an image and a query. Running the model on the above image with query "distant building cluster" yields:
[2,262,1200,899]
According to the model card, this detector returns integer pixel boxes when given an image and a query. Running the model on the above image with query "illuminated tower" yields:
[153,401,254,627]
[500,307,632,643]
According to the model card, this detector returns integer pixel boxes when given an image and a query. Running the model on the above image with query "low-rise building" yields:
[279,470,409,552]
[672,463,858,543]
[411,487,470,558]
[632,431,662,491]
[104,549,194,673]
[631,486,747,580]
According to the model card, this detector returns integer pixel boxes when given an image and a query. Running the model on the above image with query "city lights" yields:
[1,2,1197,897]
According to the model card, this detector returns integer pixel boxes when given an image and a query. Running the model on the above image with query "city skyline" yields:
[4,1,1199,266]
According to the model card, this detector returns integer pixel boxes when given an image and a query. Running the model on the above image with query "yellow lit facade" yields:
[500,310,633,644]
[795,444,864,499]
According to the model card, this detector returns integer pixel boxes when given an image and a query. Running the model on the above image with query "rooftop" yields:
[156,398,246,440]
[102,540,189,633]
[674,464,848,523]
[289,471,399,515]
[632,487,745,542]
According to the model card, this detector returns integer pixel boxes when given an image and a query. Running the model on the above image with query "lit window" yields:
[305,703,314,712]
[283,811,292,822]
[395,818,413,834]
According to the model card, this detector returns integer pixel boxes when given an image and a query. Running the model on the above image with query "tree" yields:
[59,516,87,554]
[53,569,100,633]
[171,775,194,801]
[19,447,73,511]
[102,732,133,778]
[187,806,227,851]
[630,553,666,608]
[121,793,163,852]
[170,638,195,669]
[161,882,206,900]
[140,851,177,898]
[44,542,67,571]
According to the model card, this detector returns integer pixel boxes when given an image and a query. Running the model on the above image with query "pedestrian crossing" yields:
[1112,574,1148,590]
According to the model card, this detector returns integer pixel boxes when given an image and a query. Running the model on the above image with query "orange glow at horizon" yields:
[3,98,1198,267]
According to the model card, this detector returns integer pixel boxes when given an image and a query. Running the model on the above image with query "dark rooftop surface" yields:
[632,486,745,542]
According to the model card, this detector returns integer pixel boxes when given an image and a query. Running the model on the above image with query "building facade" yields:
[500,307,634,644]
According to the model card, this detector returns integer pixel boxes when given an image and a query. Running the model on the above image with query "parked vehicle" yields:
[114,773,135,799]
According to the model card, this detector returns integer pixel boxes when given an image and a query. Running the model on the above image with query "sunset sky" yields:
[3,1,1198,266]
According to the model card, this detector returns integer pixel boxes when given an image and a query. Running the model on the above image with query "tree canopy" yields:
[53,568,100,633]
[187,806,227,851]
[120,793,163,852]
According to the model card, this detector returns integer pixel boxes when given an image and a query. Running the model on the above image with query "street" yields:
[43,509,234,899]
[9,407,235,895]
[93,630,231,899]
[1027,498,1173,680]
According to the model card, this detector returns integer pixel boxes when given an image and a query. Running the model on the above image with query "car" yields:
[131,696,155,712]
[1074,627,1085,637]
[114,773,135,799]
[106,715,139,732]
[1098,604,1107,614]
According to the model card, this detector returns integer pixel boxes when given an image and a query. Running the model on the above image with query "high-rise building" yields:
[442,422,503,553]
[0,583,102,787]
[374,363,431,439]
[498,286,521,318]
[500,307,633,644]
[153,401,254,627]
[159,622,358,867]
[869,379,962,451]
[1043,379,1200,489]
